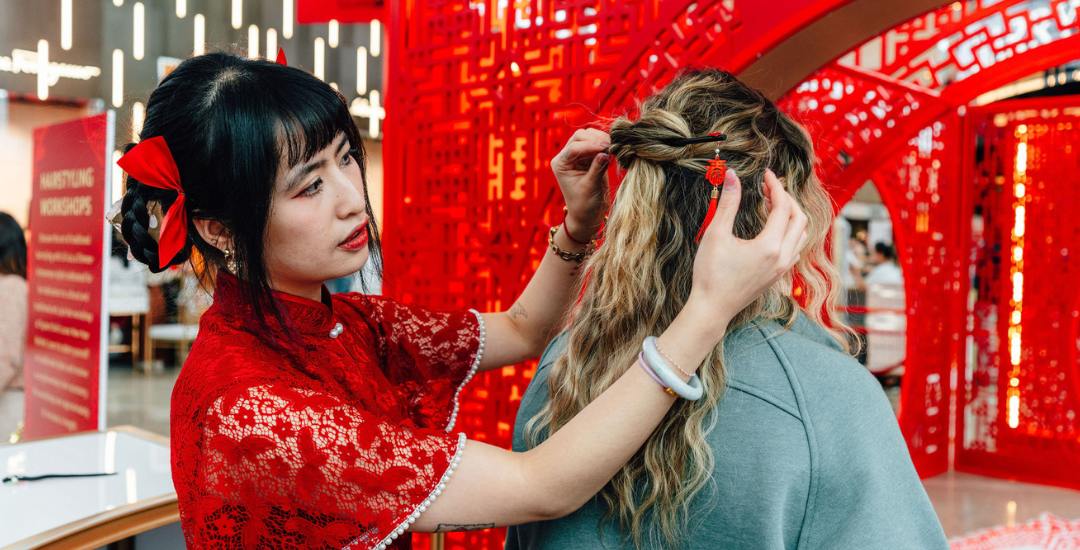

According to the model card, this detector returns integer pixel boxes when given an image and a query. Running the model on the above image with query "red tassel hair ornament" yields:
[275,47,287,66]
[694,133,728,243]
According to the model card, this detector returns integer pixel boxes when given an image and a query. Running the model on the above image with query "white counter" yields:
[0,426,177,550]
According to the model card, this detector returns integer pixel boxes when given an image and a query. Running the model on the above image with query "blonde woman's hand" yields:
[687,168,808,343]
[552,128,610,242]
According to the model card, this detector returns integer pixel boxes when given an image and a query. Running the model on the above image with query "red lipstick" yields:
[339,221,369,250]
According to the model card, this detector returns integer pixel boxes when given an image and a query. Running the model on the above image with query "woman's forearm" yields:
[477,225,594,370]
[519,302,720,516]
[412,304,725,531]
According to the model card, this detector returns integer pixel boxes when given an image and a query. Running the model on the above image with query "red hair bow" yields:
[117,136,188,269]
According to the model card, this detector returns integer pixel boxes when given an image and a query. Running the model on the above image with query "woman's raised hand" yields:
[551,128,611,242]
[688,168,808,343]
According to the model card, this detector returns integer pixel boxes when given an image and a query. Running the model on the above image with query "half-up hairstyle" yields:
[118,51,381,347]
[526,69,851,548]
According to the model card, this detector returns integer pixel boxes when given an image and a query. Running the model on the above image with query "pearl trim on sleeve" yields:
[369,433,467,550]
[445,310,484,432]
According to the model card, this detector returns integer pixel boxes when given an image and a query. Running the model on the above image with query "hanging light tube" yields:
[232,0,242,29]
[112,49,124,107]
[369,90,381,138]
[283,0,293,38]
[133,3,145,60]
[266,28,278,60]
[37,40,49,100]
[1006,126,1028,430]
[61,0,72,50]
[329,19,339,48]
[314,37,325,80]
[356,47,367,94]
[370,20,381,57]
[248,25,260,59]
[132,102,145,142]
[176,0,186,18]
[194,14,205,55]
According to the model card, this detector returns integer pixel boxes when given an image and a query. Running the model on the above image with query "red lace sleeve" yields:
[198,383,465,550]
[345,296,484,431]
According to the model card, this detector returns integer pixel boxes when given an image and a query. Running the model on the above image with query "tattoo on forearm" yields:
[510,302,528,319]
[434,523,495,533]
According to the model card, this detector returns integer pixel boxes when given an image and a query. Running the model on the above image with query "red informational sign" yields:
[297,0,385,23]
[23,112,114,440]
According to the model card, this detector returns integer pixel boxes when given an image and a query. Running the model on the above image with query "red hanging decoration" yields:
[695,157,727,243]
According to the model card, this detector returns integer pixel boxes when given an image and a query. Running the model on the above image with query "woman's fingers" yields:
[780,207,808,262]
[582,150,611,185]
[758,170,793,241]
[566,127,609,145]
[557,140,609,172]
[704,168,742,240]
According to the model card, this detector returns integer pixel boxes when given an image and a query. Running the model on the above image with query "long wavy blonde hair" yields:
[526,69,852,548]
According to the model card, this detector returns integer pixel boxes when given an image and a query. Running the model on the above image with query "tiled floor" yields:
[924,470,1080,539]
[7,364,1080,543]
[105,363,180,437]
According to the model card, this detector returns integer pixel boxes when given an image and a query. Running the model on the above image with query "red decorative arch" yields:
[780,0,1080,483]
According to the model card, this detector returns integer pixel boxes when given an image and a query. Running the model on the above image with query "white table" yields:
[0,426,178,550]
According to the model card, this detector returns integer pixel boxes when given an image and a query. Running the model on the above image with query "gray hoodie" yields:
[505,313,949,550]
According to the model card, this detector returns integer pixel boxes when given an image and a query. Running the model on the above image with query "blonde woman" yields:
[506,70,948,550]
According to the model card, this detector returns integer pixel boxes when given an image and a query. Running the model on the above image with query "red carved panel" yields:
[958,98,1080,490]
[867,117,966,476]
[778,0,1080,482]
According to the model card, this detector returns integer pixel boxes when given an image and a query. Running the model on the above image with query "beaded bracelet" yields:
[653,340,693,378]
[638,351,676,397]
[642,336,704,400]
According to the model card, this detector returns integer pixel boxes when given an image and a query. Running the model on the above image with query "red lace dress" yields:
[171,273,483,550]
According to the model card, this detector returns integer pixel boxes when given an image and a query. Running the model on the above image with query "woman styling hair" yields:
[114,53,806,549]
[506,70,948,549]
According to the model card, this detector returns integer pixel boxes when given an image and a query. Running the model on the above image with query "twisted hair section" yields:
[527,69,851,548]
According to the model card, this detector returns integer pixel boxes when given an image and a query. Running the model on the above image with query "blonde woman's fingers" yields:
[708,168,742,238]
[780,207,808,260]
[786,224,812,263]
[759,170,793,241]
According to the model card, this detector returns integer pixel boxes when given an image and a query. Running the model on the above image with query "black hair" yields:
[0,212,27,278]
[874,241,896,261]
[119,51,382,346]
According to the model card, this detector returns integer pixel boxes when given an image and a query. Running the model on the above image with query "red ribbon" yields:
[117,136,188,269]
[276,47,287,66]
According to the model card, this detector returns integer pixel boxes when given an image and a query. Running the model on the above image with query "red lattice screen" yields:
[958,97,1080,489]
[382,0,1080,547]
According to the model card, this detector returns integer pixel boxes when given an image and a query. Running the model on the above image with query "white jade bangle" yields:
[642,337,704,400]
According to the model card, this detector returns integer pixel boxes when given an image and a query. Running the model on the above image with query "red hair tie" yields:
[117,136,188,269]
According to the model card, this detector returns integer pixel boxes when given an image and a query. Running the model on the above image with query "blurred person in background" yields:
[852,242,903,290]
[0,212,28,441]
